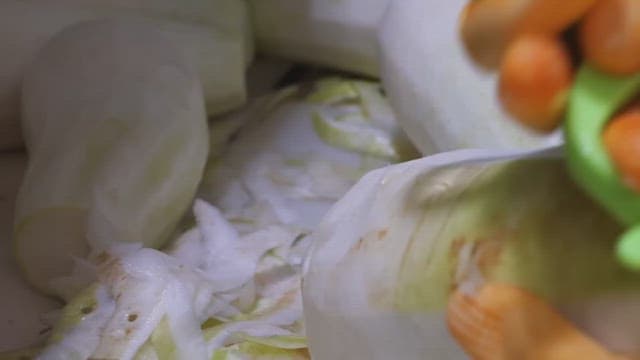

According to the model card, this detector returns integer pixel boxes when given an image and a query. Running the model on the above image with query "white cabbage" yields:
[249,0,390,77]
[15,20,210,294]
[0,0,249,150]
[38,200,301,360]
[0,153,60,351]
[303,146,640,359]
[200,79,415,233]
[30,79,412,359]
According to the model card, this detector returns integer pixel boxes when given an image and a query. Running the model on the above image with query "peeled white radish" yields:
[0,0,248,150]
[378,0,561,155]
[15,19,209,295]
[249,0,390,77]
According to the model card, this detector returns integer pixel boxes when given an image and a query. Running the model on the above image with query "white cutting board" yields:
[0,151,58,351]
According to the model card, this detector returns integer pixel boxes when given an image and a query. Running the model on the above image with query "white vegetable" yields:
[378,0,561,155]
[303,146,640,359]
[15,19,209,294]
[29,78,410,359]
[249,0,390,77]
[40,285,116,360]
[40,244,208,360]
[25,0,250,37]
[209,335,309,359]
[0,0,248,150]
[309,78,417,162]
[11,75,416,359]
[25,0,254,66]
[200,79,414,233]
[38,199,305,359]
[0,153,58,350]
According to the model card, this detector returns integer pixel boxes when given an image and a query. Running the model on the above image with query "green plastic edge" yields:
[564,64,640,270]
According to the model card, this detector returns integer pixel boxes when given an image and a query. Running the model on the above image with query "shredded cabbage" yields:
[32,79,413,359]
